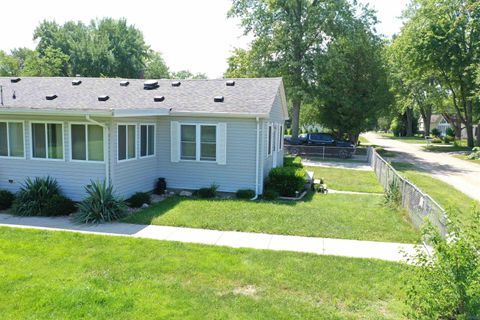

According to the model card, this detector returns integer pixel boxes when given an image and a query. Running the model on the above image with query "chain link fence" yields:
[367,147,447,237]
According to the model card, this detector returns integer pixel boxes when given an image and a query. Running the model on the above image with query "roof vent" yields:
[98,95,109,102]
[171,81,181,87]
[144,80,159,90]
[226,80,235,86]
[10,77,21,83]
[214,96,224,103]
[46,94,58,101]
[72,79,82,86]
[154,96,165,102]
[120,80,130,87]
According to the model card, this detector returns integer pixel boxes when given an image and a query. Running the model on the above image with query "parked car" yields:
[284,133,356,158]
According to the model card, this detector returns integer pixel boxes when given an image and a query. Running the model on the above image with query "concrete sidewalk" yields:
[0,213,420,263]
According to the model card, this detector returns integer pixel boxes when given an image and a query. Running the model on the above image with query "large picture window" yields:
[118,124,136,161]
[31,122,63,160]
[140,124,155,158]
[71,124,104,161]
[180,124,216,161]
[0,121,24,158]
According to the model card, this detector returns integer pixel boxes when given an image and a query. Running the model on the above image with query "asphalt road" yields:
[364,132,480,203]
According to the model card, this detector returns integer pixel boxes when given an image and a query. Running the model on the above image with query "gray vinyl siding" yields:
[0,115,106,200]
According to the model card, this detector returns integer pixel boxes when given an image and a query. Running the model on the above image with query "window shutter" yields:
[216,123,227,165]
[170,121,180,162]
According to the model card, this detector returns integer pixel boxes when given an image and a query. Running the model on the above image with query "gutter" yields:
[85,115,110,185]
[251,117,261,200]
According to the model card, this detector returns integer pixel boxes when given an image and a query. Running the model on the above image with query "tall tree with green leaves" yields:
[21,47,70,77]
[228,0,354,140]
[144,51,170,79]
[401,0,480,147]
[315,18,391,142]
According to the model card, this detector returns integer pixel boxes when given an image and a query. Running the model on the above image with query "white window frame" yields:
[139,123,156,159]
[0,120,26,159]
[69,122,105,163]
[279,124,284,150]
[117,123,137,163]
[30,121,65,161]
[267,123,273,157]
[179,123,218,162]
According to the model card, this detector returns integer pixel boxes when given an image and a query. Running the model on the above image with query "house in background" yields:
[418,114,477,138]
[0,77,287,200]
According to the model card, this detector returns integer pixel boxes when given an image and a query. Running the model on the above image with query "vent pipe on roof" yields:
[144,80,159,90]
[153,96,165,102]
[171,81,181,87]
[98,95,109,102]
[226,80,235,86]
[72,79,82,86]
[120,80,130,86]
[46,94,58,100]
[12,91,16,100]
[214,96,224,103]
[10,77,21,83]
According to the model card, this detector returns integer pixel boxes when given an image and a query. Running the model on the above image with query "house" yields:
[0,77,288,200]
[418,114,477,138]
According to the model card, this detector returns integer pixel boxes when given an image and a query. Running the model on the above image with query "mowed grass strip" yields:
[391,162,479,223]
[125,194,419,243]
[305,166,384,193]
[0,227,409,319]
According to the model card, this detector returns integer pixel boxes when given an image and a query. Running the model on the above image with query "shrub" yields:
[431,128,441,137]
[74,180,127,224]
[283,156,303,168]
[262,189,279,200]
[431,137,443,144]
[467,147,480,160]
[12,176,65,216]
[384,179,401,208]
[236,189,256,199]
[443,135,454,144]
[127,192,151,208]
[266,167,306,197]
[405,211,480,319]
[43,195,77,216]
[195,183,219,199]
[445,127,455,137]
[0,190,15,210]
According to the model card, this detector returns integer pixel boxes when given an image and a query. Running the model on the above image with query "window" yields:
[31,122,63,160]
[279,124,283,150]
[140,124,155,158]
[0,121,24,158]
[71,124,104,161]
[267,124,272,156]
[180,124,216,161]
[118,124,136,161]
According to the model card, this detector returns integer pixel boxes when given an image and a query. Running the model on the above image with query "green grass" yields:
[305,166,383,193]
[453,154,480,163]
[380,133,427,144]
[0,227,410,319]
[358,135,370,144]
[124,194,419,243]
[391,162,479,220]
[423,144,471,153]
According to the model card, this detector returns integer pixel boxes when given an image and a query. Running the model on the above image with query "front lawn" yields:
[380,133,427,144]
[391,162,479,222]
[125,193,419,243]
[305,166,383,193]
[0,227,409,319]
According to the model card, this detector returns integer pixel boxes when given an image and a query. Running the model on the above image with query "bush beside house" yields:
[0,190,15,210]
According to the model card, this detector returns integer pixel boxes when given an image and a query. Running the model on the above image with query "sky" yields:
[0,0,409,78]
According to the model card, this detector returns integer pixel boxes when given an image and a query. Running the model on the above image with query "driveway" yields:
[364,132,480,202]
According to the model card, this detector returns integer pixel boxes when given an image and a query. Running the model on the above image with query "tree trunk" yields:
[466,101,474,148]
[420,106,432,137]
[291,99,301,140]
[476,121,480,147]
[455,117,462,140]
[406,108,413,136]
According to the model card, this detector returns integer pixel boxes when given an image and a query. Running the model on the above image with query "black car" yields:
[284,133,356,158]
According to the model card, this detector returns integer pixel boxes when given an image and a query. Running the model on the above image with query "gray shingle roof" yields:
[0,77,283,117]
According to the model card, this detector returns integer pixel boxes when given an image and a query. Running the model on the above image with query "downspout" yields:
[85,115,110,185]
[251,117,260,200]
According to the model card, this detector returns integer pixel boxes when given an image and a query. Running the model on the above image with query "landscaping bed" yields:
[0,227,410,319]
[124,193,419,243]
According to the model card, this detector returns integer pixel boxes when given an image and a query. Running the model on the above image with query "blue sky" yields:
[0,0,408,78]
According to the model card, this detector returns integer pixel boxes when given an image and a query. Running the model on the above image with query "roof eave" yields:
[0,107,113,117]
[169,111,269,119]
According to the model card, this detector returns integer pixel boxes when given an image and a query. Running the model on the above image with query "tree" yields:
[21,47,70,77]
[171,70,208,79]
[228,0,355,140]
[405,211,480,319]
[144,51,170,79]
[401,0,480,147]
[0,51,20,76]
[315,19,391,142]
[33,18,150,78]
